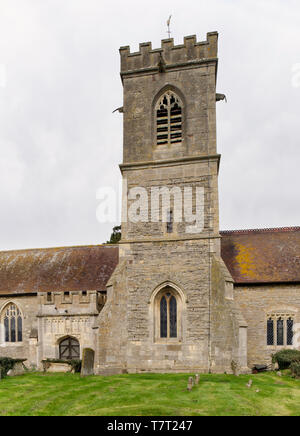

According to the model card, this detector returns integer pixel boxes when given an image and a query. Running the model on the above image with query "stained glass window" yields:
[169,297,177,338]
[277,318,284,346]
[267,314,295,347]
[4,316,9,342]
[267,318,274,346]
[287,318,294,346]
[2,304,23,343]
[160,297,167,338]
[159,292,177,339]
[17,316,22,342]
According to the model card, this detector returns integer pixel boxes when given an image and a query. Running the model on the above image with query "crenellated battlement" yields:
[120,32,218,76]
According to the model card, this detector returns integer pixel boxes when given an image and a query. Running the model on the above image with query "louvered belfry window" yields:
[156,91,182,146]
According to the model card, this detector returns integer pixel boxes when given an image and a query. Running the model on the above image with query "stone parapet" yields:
[120,33,218,76]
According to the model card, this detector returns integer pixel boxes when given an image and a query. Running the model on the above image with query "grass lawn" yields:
[0,372,299,416]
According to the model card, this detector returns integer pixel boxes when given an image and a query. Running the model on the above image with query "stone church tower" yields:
[95,33,248,374]
[0,32,298,374]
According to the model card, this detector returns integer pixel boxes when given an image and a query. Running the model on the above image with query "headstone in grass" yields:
[195,374,200,385]
[246,379,253,388]
[231,360,240,376]
[187,377,193,391]
[81,348,95,377]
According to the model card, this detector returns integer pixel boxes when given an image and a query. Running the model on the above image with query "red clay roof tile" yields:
[220,227,300,284]
[0,226,299,294]
[0,245,119,295]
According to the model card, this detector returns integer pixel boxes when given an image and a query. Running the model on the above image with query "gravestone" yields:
[187,377,193,391]
[7,360,27,376]
[42,361,73,373]
[81,348,95,377]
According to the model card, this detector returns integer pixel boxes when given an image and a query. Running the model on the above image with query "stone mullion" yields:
[283,315,287,346]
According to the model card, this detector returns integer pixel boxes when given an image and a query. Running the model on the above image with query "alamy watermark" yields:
[96,180,205,234]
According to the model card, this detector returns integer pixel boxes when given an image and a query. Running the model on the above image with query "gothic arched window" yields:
[151,283,185,343]
[160,291,178,339]
[59,337,80,360]
[2,303,23,343]
[155,91,183,146]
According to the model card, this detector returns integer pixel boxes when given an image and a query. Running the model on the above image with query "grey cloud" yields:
[0,0,299,250]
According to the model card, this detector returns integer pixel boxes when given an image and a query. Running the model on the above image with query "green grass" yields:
[0,372,299,416]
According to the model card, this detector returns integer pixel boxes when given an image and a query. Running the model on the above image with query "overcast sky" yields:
[0,0,299,250]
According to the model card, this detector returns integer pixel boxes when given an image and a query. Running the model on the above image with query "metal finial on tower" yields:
[167,15,172,38]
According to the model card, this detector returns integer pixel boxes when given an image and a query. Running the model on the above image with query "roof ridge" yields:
[0,244,119,254]
[220,226,300,235]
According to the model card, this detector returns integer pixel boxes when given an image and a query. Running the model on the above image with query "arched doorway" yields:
[59,337,80,360]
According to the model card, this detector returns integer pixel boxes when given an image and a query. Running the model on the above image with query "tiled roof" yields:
[0,245,119,295]
[0,226,299,295]
[220,227,300,284]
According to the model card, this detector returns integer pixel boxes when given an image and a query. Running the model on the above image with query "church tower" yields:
[96,33,248,374]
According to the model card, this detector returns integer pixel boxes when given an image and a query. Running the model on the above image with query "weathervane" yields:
[167,15,172,39]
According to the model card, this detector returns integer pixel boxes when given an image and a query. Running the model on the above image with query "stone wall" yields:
[37,291,100,369]
[96,239,246,374]
[211,256,248,373]
[121,35,218,164]
[235,284,300,368]
[96,240,210,373]
[94,31,249,375]
[95,260,129,375]
[0,295,38,368]
[121,159,220,243]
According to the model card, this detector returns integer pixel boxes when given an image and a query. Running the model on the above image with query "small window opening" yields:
[167,209,173,233]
